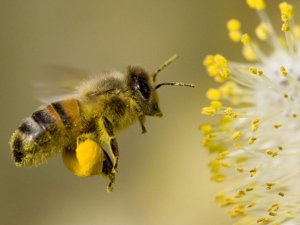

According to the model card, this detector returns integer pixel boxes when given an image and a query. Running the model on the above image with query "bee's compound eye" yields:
[133,75,151,100]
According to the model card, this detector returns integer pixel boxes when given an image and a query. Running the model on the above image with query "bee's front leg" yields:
[100,116,120,174]
[138,115,147,134]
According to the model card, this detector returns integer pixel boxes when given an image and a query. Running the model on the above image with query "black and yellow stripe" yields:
[10,98,81,166]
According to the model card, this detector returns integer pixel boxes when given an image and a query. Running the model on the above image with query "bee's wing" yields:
[35,65,90,103]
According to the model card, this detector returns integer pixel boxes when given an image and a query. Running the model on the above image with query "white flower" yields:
[201,1,300,224]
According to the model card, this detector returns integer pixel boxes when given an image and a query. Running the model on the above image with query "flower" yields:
[201,1,300,224]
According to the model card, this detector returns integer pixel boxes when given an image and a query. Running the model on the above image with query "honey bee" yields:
[10,55,194,192]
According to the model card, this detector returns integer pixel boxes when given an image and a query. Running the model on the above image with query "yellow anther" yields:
[266,149,278,157]
[246,187,254,192]
[257,218,272,223]
[282,22,290,32]
[219,81,237,97]
[241,33,251,45]
[211,174,226,182]
[203,54,231,82]
[201,106,217,116]
[224,107,237,118]
[284,93,289,98]
[256,22,269,40]
[266,183,275,190]
[242,45,257,61]
[222,162,232,168]
[252,119,260,131]
[292,114,297,118]
[206,88,221,100]
[229,31,242,42]
[231,131,242,141]
[280,66,288,77]
[279,2,294,22]
[210,101,223,110]
[269,212,277,216]
[249,67,263,76]
[274,124,282,128]
[217,150,230,160]
[278,192,285,197]
[199,124,213,134]
[268,203,280,212]
[221,198,236,207]
[229,205,245,217]
[227,19,242,42]
[235,157,248,163]
[227,19,241,31]
[248,137,257,144]
[235,190,246,198]
[246,0,266,10]
[236,167,244,173]
[210,160,222,172]
[247,202,256,208]
[249,167,257,177]
[277,146,283,150]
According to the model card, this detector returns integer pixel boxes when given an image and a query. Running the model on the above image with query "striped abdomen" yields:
[10,99,82,167]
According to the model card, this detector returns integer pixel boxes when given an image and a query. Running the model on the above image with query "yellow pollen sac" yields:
[211,174,226,183]
[268,203,280,212]
[284,93,289,99]
[217,150,230,160]
[242,45,257,61]
[210,100,223,110]
[248,137,257,144]
[241,33,251,45]
[280,66,288,77]
[246,187,254,192]
[247,202,256,208]
[199,124,213,134]
[201,106,217,116]
[219,81,237,97]
[227,19,241,31]
[282,22,290,32]
[266,183,275,190]
[229,31,242,42]
[249,67,264,76]
[279,2,294,22]
[229,205,245,217]
[235,190,246,198]
[246,0,266,10]
[252,119,260,131]
[266,149,278,157]
[206,88,221,100]
[274,124,282,128]
[269,212,277,217]
[256,22,269,40]
[236,167,244,173]
[227,19,242,42]
[249,167,257,177]
[277,146,283,151]
[224,107,237,118]
[203,54,231,82]
[257,218,273,223]
[278,191,285,197]
[231,131,242,141]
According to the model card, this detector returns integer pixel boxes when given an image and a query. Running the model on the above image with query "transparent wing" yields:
[34,65,90,103]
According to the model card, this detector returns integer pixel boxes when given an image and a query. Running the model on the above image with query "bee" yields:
[9,54,194,192]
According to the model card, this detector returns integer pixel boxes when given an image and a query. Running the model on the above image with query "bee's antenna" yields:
[153,54,178,82]
[155,82,195,89]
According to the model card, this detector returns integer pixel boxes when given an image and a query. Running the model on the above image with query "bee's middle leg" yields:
[101,116,119,173]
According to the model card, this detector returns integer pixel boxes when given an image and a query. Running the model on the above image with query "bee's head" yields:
[127,65,162,117]
[127,54,195,117]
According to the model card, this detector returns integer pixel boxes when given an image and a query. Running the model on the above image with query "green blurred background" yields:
[0,0,298,224]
